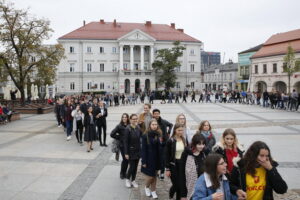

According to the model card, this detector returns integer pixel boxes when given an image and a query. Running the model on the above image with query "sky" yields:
[12,0,300,63]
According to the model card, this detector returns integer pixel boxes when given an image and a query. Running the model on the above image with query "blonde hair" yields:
[171,123,186,147]
[175,113,186,127]
[221,128,239,149]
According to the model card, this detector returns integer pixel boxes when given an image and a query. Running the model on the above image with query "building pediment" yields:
[118,29,156,42]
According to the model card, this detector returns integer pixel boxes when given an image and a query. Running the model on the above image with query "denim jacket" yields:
[193,173,237,200]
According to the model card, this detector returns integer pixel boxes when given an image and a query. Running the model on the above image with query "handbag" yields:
[111,139,120,153]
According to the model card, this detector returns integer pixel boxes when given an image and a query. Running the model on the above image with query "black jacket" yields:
[165,138,185,170]
[123,125,142,160]
[94,107,108,125]
[230,159,288,200]
[157,117,173,145]
[110,123,127,146]
[212,143,244,168]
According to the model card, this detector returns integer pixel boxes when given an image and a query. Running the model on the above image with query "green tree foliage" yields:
[283,45,300,94]
[152,41,185,89]
[0,1,64,102]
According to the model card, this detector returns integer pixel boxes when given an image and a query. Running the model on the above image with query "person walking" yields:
[175,114,193,146]
[124,114,142,188]
[110,113,130,179]
[191,90,196,103]
[95,101,108,146]
[84,106,97,152]
[72,105,84,145]
[61,99,74,141]
[197,120,216,152]
[138,103,152,134]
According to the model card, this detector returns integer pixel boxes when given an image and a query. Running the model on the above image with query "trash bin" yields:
[37,108,43,114]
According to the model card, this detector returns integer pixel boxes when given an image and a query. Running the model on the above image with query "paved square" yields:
[0,101,300,200]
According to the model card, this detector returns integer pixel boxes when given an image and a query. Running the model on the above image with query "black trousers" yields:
[126,159,139,181]
[97,123,107,145]
[120,146,129,176]
[75,120,83,142]
[56,114,62,125]
[169,159,181,200]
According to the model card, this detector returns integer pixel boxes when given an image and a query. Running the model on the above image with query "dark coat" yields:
[230,159,288,200]
[94,107,108,125]
[110,123,127,147]
[123,125,142,160]
[165,137,185,170]
[83,114,97,142]
[141,130,161,177]
[157,117,173,145]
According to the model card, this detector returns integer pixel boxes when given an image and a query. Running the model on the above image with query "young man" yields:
[152,109,173,180]
[95,101,108,146]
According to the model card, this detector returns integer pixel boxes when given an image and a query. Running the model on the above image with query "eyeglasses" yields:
[218,161,226,165]
[179,117,185,120]
[131,118,138,120]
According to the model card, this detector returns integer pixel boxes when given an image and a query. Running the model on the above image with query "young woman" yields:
[110,113,130,179]
[138,103,152,133]
[124,114,142,188]
[175,114,193,146]
[198,120,216,152]
[141,119,162,199]
[165,123,186,200]
[61,99,74,141]
[72,105,84,145]
[212,128,244,174]
[230,141,288,200]
[180,133,207,200]
[193,153,236,200]
[83,106,97,152]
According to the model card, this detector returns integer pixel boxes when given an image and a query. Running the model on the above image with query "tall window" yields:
[190,64,195,72]
[70,63,75,72]
[100,82,105,90]
[190,49,195,55]
[255,65,258,74]
[87,47,92,53]
[70,82,75,90]
[112,47,117,53]
[176,82,180,89]
[123,47,129,54]
[273,63,277,73]
[87,63,92,72]
[99,47,104,53]
[31,56,36,62]
[87,82,92,90]
[70,46,74,53]
[263,64,267,73]
[112,63,118,72]
[123,63,128,70]
[224,73,227,80]
[230,73,232,80]
[191,82,195,88]
[100,63,104,72]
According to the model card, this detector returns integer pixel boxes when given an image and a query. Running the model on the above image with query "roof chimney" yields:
[100,19,105,24]
[113,19,117,27]
[171,23,175,29]
[83,20,86,26]
[145,21,152,26]
[177,28,184,33]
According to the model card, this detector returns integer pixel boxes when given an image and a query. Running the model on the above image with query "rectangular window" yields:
[190,64,195,72]
[70,63,75,72]
[224,73,227,80]
[245,66,249,75]
[176,82,180,89]
[255,65,258,74]
[87,82,92,90]
[273,63,277,73]
[112,63,118,72]
[100,82,105,90]
[240,66,244,76]
[123,47,129,54]
[70,82,75,90]
[31,56,36,62]
[87,63,92,72]
[123,63,128,70]
[230,73,232,80]
[134,63,139,70]
[70,46,74,53]
[144,63,148,70]
[87,47,92,53]
[191,82,195,88]
[112,47,117,53]
[100,63,104,72]
[263,64,267,73]
[190,49,195,55]
[99,47,104,53]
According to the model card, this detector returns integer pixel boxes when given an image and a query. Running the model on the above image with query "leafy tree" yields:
[283,45,300,94]
[0,1,64,103]
[152,41,185,89]
[0,60,8,83]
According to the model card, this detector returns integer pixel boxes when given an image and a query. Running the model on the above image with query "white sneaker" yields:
[131,180,138,188]
[125,179,131,188]
[151,191,158,199]
[145,187,151,197]
[67,136,71,141]
[58,125,62,127]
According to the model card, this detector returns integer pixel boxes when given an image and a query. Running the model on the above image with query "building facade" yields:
[203,62,238,91]
[249,29,300,93]
[237,44,262,91]
[201,51,221,70]
[57,20,203,94]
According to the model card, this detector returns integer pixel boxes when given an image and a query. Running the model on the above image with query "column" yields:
[119,45,123,70]
[130,45,134,70]
[140,45,144,70]
[150,45,154,70]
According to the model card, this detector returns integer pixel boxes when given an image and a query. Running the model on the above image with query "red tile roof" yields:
[252,29,300,59]
[59,21,201,43]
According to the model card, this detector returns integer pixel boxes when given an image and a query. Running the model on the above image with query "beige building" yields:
[249,29,300,93]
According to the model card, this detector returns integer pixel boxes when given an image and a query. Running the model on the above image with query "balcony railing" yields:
[120,69,153,76]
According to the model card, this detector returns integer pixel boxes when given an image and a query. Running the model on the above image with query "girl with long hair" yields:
[84,106,97,152]
[230,141,287,200]
[198,120,216,152]
[212,128,244,174]
[165,123,186,200]
[175,114,193,145]
[141,119,162,199]
[193,153,236,200]
[110,113,130,179]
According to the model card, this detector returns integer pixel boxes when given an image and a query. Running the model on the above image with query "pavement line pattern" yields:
[178,103,201,123]
[214,103,300,133]
[57,145,113,200]
[0,155,90,164]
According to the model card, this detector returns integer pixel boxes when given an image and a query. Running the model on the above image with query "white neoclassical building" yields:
[249,28,300,93]
[56,20,203,94]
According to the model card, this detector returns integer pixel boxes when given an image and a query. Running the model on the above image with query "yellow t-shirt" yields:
[175,140,184,159]
[246,167,267,200]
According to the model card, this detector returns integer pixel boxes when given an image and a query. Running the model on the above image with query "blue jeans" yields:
[65,120,73,136]
[263,99,269,107]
